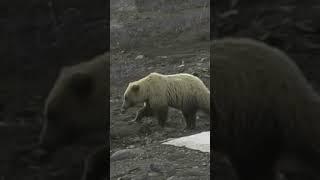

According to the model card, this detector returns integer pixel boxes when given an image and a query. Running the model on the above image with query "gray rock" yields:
[148,172,161,177]
[180,168,205,177]
[166,153,186,161]
[135,55,144,60]
[149,162,176,176]
[111,148,145,161]
[110,123,141,138]
[127,145,135,149]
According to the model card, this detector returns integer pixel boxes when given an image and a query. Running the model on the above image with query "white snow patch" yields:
[162,131,210,153]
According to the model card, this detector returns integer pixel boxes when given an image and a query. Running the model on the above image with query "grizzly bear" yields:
[212,38,320,180]
[121,72,210,129]
[39,52,109,152]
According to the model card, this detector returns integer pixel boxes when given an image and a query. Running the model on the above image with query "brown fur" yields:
[212,38,320,180]
[40,52,109,151]
[121,72,210,129]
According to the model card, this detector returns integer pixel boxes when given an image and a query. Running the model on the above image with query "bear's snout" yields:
[120,107,126,114]
[120,100,131,114]
[120,103,129,114]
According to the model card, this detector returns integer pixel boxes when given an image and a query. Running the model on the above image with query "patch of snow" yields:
[162,131,210,153]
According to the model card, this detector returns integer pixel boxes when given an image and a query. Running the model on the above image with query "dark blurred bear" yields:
[212,38,320,180]
[39,52,109,152]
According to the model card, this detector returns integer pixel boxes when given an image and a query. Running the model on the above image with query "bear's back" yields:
[148,72,206,86]
[212,38,318,108]
[64,52,108,81]
[146,72,208,94]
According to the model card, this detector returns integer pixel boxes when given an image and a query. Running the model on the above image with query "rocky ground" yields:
[110,143,209,180]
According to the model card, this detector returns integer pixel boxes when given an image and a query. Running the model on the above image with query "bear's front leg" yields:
[133,103,152,123]
[155,107,168,127]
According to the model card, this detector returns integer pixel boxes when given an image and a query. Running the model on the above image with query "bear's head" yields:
[39,65,107,152]
[121,82,145,113]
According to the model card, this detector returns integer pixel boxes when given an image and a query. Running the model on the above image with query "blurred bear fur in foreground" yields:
[40,52,109,152]
[212,38,320,180]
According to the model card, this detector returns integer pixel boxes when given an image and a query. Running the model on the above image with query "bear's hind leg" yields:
[134,103,152,123]
[182,110,197,130]
[155,107,168,127]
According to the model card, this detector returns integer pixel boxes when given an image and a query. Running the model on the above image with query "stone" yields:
[135,55,144,60]
[110,148,145,162]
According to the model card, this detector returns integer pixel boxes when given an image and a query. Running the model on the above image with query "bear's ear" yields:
[131,84,140,92]
[69,73,94,98]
